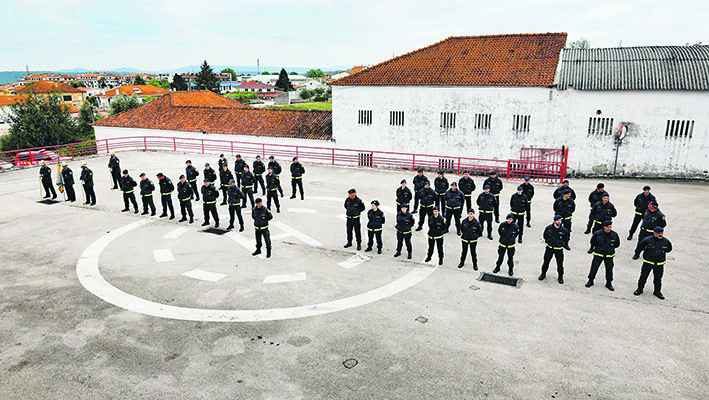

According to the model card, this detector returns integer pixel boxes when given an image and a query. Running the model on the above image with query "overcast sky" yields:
[1,0,705,71]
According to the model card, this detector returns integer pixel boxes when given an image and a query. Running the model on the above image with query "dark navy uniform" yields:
[494,217,519,275]
[587,225,620,288]
[396,185,412,208]
[366,207,386,253]
[444,187,465,235]
[425,211,446,265]
[265,171,280,212]
[233,157,246,187]
[540,221,570,283]
[477,191,495,239]
[633,232,672,298]
[204,166,217,186]
[344,194,366,249]
[458,175,476,211]
[227,184,245,231]
[108,154,121,189]
[219,167,234,205]
[521,180,534,226]
[412,172,429,213]
[553,184,576,200]
[241,170,256,209]
[290,160,305,199]
[39,164,57,198]
[252,203,273,257]
[433,175,448,210]
[177,179,194,222]
[253,159,266,195]
[509,191,528,241]
[119,173,138,212]
[458,215,482,269]
[638,208,666,242]
[483,175,503,222]
[629,190,656,239]
[590,199,617,233]
[157,175,175,219]
[394,209,414,258]
[217,156,229,170]
[80,166,95,205]
[268,158,284,197]
[416,186,436,230]
[553,195,576,234]
[62,166,76,202]
[200,183,220,226]
[185,163,200,201]
[139,177,156,215]
[585,187,609,233]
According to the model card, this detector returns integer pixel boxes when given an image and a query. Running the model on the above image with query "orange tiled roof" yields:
[98,85,170,97]
[332,33,567,87]
[0,95,20,106]
[93,91,332,140]
[14,80,84,94]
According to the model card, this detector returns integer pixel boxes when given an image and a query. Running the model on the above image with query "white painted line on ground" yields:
[336,214,347,221]
[182,269,227,282]
[338,253,372,269]
[263,272,306,284]
[162,227,189,240]
[153,249,175,263]
[76,220,438,322]
[227,231,266,259]
[287,208,316,214]
[307,196,343,202]
[271,221,322,247]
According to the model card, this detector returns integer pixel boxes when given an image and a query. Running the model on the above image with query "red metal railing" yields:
[0,136,568,183]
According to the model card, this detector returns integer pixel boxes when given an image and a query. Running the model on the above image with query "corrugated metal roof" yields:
[557,46,709,90]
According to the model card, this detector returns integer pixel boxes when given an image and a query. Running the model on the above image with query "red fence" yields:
[0,136,568,183]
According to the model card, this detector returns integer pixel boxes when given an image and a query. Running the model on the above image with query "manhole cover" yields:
[415,316,428,324]
[37,199,60,204]
[343,359,358,369]
[478,272,523,288]
[201,227,228,235]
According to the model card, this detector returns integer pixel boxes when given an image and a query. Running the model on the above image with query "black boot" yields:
[393,251,401,257]
[457,261,464,268]
[252,249,261,256]
[266,248,271,258]
[201,221,209,226]
[538,272,546,281]
[508,268,513,276]
[214,220,219,228]
[633,288,643,296]
[226,224,234,230]
[473,263,478,271]
[558,276,564,284]
[344,243,352,248]
[406,252,411,259]
[364,246,372,252]
[605,282,614,291]
[239,225,244,232]
[179,216,187,222]
[585,280,594,288]
[492,266,500,274]
[438,258,443,266]
[424,255,431,263]
[357,243,362,251]
[378,248,383,255]
[169,215,175,220]
[189,217,194,224]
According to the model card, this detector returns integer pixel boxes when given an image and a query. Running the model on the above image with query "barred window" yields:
[512,115,530,132]
[588,117,614,135]
[474,113,492,130]
[440,112,456,129]
[665,120,694,139]
[357,110,372,125]
[390,111,404,126]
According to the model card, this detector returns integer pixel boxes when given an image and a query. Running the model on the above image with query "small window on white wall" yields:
[474,113,492,130]
[390,111,404,126]
[512,115,530,132]
[588,117,614,135]
[358,110,372,125]
[665,120,694,139]
[440,112,456,129]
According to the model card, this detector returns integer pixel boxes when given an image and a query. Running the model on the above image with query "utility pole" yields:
[257,59,260,75]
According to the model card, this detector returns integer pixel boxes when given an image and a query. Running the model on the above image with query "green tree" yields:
[274,68,293,92]
[133,74,146,85]
[299,88,312,100]
[171,73,187,91]
[76,100,101,140]
[98,77,107,88]
[221,68,237,80]
[147,78,170,89]
[568,38,590,49]
[87,96,99,107]
[194,60,221,93]
[67,80,85,88]
[306,68,325,78]
[0,94,83,151]
[109,94,141,115]
[290,71,298,75]
[262,71,271,75]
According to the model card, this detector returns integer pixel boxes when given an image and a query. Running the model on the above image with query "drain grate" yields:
[37,199,60,205]
[478,272,523,288]
[202,227,228,235]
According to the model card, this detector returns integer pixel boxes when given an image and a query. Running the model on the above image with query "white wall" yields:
[332,85,709,176]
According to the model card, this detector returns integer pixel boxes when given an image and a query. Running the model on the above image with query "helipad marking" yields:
[271,221,322,247]
[75,220,437,322]
[162,227,189,240]
[182,269,227,282]
[227,231,266,259]
[153,249,175,263]
[263,272,306,284]
[287,208,316,214]
[338,253,372,269]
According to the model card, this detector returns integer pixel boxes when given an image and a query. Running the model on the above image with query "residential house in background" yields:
[14,80,86,107]
[96,85,170,110]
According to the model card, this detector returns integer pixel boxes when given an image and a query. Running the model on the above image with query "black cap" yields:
[179,174,185,179]
[139,173,146,177]
[417,168,424,173]
[484,185,490,189]
[400,179,406,184]
[463,171,470,174]
[517,185,524,191]
[489,170,496,175]
[554,214,562,221]
[203,179,210,183]
[220,154,224,157]
[156,172,164,177]
[223,164,228,168]
[244,165,249,169]
[597,183,605,189]
[185,160,191,164]
[437,170,444,174]
[654,226,664,233]
[467,208,475,213]
[451,182,457,186]
[269,155,274,159]
[524,176,530,181]
[424,181,430,186]
[602,193,609,198]
[400,203,409,209]
[293,157,298,161]
[562,179,569,184]
[122,169,128,174]
[602,220,612,227]
[236,154,241,158]
[643,185,651,190]
[432,206,439,211]
[256,155,261,158]
[255,197,263,203]
[348,188,356,194]
[205,163,210,167]
[650,200,659,207]
[371,200,380,206]
[562,189,571,194]
[506,213,514,219]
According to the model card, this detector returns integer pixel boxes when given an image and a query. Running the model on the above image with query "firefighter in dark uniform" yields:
[589,194,617,236]
[483,171,503,223]
[477,185,495,240]
[217,154,229,170]
[200,179,220,227]
[203,163,217,187]
[265,168,280,213]
[509,185,528,243]
[553,179,576,200]
[444,182,464,235]
[633,226,672,299]
[521,176,534,227]
[458,208,482,270]
[226,179,245,231]
[539,215,571,284]
[219,165,234,205]
[289,157,305,199]
[253,155,266,195]
[176,175,194,223]
[586,220,620,291]
[458,171,476,212]
[394,203,414,259]
[80,162,95,206]
[553,189,576,235]
[412,168,429,214]
[156,172,175,219]
[425,207,446,265]
[494,214,519,276]
[233,154,246,187]
[396,180,412,208]
[268,155,284,198]
[252,198,273,258]
[119,169,138,213]
[108,152,121,190]
[365,200,386,254]
[344,188,366,250]
[185,160,200,201]
[433,170,448,211]
[62,162,76,202]
[416,182,436,231]
[241,165,256,209]
[39,161,57,199]
[637,200,666,243]
[139,173,156,216]
[585,183,609,234]
[628,186,656,240]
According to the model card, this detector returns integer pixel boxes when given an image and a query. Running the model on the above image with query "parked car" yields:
[0,160,14,170]
[14,149,61,166]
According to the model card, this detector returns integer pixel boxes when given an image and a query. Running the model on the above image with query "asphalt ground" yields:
[0,151,707,400]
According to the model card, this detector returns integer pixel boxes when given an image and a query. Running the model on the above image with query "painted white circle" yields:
[76,219,436,322]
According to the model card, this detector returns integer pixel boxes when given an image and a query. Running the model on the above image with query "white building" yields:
[331,34,709,177]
